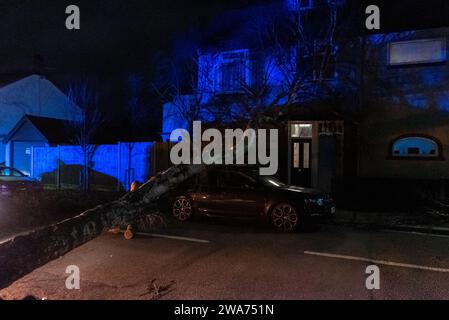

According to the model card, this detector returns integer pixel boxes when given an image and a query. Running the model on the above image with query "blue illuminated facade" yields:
[161,0,449,196]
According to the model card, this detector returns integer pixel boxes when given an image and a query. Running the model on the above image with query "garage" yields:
[3,115,70,176]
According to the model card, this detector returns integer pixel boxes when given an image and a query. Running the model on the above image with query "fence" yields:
[32,142,154,191]
[150,141,175,175]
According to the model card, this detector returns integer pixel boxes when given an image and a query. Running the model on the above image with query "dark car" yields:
[162,166,335,232]
[0,166,43,197]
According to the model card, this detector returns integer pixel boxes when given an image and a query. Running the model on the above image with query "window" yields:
[299,42,337,81]
[391,136,441,159]
[216,50,249,93]
[388,39,446,66]
[291,123,312,138]
[0,167,25,177]
[287,0,314,11]
[219,171,256,190]
[220,61,243,91]
[198,170,218,190]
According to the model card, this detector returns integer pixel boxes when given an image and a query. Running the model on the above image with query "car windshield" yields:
[0,167,25,177]
[240,169,286,188]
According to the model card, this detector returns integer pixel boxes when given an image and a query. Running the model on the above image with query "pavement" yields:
[1,219,449,300]
[333,210,449,236]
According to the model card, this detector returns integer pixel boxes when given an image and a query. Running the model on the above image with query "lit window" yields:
[391,136,440,158]
[388,39,446,66]
[291,123,312,138]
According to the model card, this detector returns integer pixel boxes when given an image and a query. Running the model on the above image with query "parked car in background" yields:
[0,166,43,198]
[160,166,335,232]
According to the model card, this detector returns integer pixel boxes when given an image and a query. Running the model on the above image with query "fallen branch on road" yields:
[0,164,205,290]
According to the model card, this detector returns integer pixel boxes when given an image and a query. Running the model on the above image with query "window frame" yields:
[387,38,447,67]
[388,134,444,161]
[214,49,250,94]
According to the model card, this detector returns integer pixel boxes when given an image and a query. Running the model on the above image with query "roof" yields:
[3,115,74,144]
[0,75,81,137]
[3,115,132,145]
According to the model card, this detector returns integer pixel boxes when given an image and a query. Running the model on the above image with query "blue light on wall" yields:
[405,94,428,109]
[436,91,449,111]
[32,142,153,190]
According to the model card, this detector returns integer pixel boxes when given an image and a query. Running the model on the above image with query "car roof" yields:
[204,165,260,179]
[206,165,259,171]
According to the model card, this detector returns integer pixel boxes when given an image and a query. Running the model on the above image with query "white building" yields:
[0,75,80,170]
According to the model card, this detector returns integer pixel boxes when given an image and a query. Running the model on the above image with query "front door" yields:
[291,139,312,187]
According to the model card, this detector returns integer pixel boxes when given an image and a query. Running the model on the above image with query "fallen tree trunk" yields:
[0,164,204,290]
[0,204,109,289]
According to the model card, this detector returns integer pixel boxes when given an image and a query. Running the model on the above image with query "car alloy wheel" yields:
[172,196,192,221]
[271,203,299,232]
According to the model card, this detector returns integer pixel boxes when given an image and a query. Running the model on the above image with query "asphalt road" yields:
[1,220,449,300]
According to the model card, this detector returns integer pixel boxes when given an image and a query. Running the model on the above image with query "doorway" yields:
[290,139,312,187]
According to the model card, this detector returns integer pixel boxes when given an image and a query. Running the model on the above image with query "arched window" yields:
[390,135,442,159]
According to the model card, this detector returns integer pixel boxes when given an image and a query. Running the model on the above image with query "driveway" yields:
[1,220,449,300]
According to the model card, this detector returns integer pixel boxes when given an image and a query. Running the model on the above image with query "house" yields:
[0,75,80,172]
[161,0,449,204]
[2,115,74,175]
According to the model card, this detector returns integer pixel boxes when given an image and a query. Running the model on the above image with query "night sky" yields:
[0,0,262,139]
[0,0,262,75]
[1,0,449,139]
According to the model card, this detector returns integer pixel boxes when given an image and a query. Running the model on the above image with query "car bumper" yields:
[305,200,336,221]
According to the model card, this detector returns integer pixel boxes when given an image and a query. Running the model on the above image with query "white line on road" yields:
[134,232,210,244]
[304,251,449,273]
[382,229,449,239]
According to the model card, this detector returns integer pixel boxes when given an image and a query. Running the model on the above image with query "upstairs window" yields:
[216,50,249,93]
[287,0,344,11]
[390,135,442,159]
[388,38,447,66]
[287,0,314,11]
[299,42,337,81]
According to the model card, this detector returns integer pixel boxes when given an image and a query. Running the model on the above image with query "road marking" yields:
[134,232,210,244]
[304,251,449,273]
[382,229,449,239]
